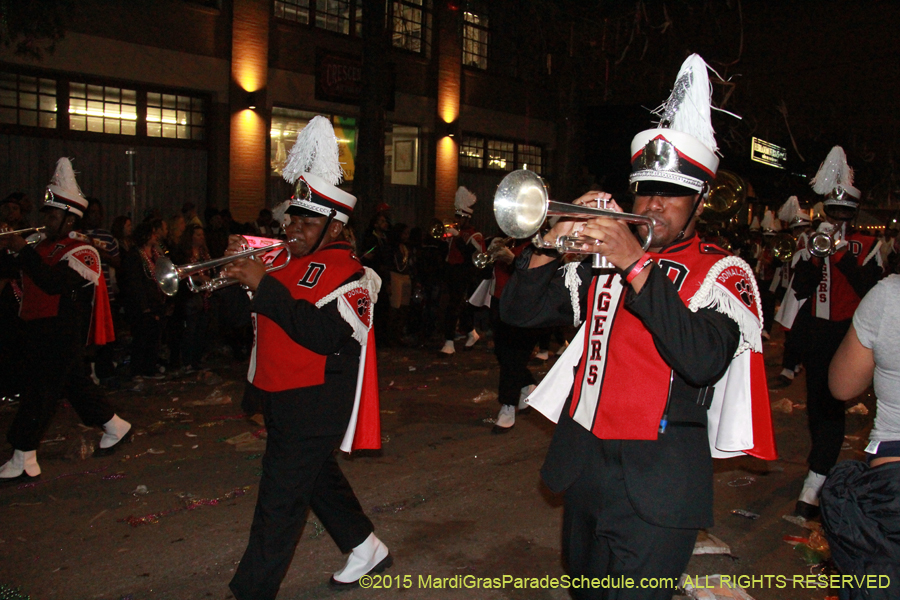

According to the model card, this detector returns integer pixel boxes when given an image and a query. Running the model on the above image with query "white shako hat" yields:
[810,146,861,214]
[455,186,477,217]
[760,209,777,236]
[749,216,760,231]
[630,54,720,196]
[281,116,356,224]
[44,157,88,218]
[778,195,810,229]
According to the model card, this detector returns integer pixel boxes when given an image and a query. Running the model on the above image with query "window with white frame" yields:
[459,136,484,169]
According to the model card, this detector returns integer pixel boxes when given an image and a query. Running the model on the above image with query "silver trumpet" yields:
[0,226,46,240]
[154,239,293,296]
[472,237,513,268]
[808,226,845,258]
[493,169,655,268]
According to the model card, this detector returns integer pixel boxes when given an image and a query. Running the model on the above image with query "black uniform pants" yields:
[796,311,851,475]
[7,332,114,451]
[229,396,374,600]
[491,303,537,406]
[562,439,697,600]
[442,264,475,340]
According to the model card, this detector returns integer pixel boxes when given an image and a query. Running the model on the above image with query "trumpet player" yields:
[500,55,774,599]
[776,146,883,519]
[0,158,130,484]
[437,186,485,354]
[224,116,389,599]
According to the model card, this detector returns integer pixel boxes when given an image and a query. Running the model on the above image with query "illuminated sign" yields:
[751,137,787,169]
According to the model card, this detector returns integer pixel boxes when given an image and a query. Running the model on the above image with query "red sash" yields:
[569,239,751,440]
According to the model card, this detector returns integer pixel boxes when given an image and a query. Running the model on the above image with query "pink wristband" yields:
[625,253,653,284]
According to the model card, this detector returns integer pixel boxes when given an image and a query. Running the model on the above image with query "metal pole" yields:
[126,148,137,219]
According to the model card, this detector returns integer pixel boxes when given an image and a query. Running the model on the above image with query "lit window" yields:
[487,140,513,170]
[517,143,542,174]
[459,136,484,169]
[0,72,57,129]
[271,108,357,181]
[69,83,137,135]
[275,0,310,24]
[275,0,361,35]
[391,0,431,55]
[462,9,488,70]
[147,93,205,140]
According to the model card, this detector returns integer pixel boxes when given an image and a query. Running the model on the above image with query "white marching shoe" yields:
[492,404,516,434]
[330,533,392,587]
[0,449,41,482]
[95,414,133,457]
[439,340,456,355]
[795,470,827,519]
[464,329,480,349]
[518,384,536,410]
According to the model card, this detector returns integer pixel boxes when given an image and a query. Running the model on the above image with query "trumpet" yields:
[430,222,457,239]
[154,239,293,296]
[69,231,113,251]
[493,169,655,268]
[472,237,513,268]
[0,226,46,239]
[808,227,845,258]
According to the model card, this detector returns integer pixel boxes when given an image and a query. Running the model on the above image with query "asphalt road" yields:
[0,326,874,600]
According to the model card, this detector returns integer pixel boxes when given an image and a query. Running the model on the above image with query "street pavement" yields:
[0,325,874,600]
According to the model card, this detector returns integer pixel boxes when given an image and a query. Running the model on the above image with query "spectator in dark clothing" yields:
[119,221,167,380]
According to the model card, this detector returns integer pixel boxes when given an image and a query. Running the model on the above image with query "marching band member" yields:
[501,55,775,599]
[439,187,485,354]
[776,146,883,518]
[224,117,388,599]
[0,158,126,483]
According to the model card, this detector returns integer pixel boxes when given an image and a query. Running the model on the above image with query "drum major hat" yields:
[281,116,356,224]
[630,54,720,197]
[44,158,88,218]
[810,146,861,216]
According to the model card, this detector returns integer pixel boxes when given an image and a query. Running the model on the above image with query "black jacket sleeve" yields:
[251,273,355,355]
[625,264,741,387]
[17,245,87,296]
[835,251,882,299]
[499,249,593,328]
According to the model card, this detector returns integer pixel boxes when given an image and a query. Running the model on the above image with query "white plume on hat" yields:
[654,54,718,155]
[749,216,760,231]
[810,146,859,199]
[455,186,477,216]
[760,210,777,235]
[282,116,343,186]
[777,196,801,222]
[45,157,88,217]
[272,199,291,229]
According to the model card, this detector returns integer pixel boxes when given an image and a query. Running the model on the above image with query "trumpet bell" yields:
[154,257,182,297]
[494,169,549,239]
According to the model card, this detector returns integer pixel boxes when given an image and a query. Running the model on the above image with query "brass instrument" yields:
[472,237,513,268]
[770,232,796,263]
[703,170,747,223]
[69,231,113,251]
[808,226,845,258]
[154,239,293,296]
[0,226,46,239]
[430,222,457,239]
[493,169,655,268]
